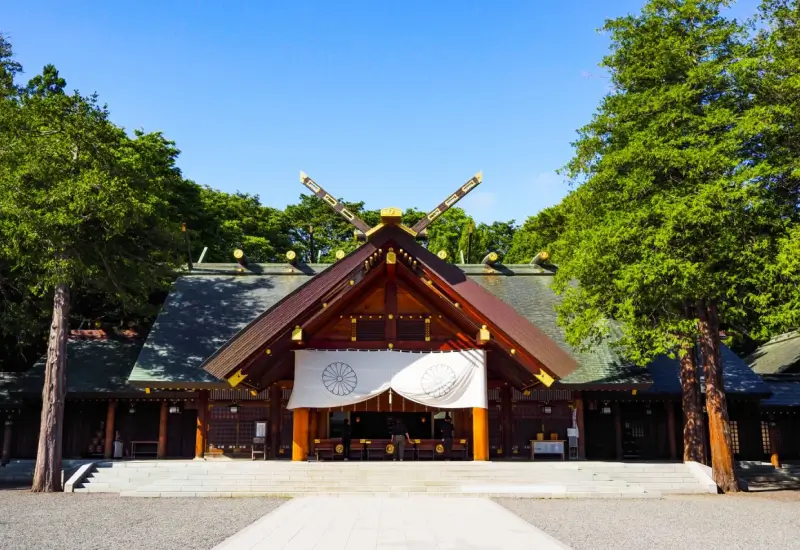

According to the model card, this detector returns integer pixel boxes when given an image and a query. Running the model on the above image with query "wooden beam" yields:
[196,390,209,458]
[472,407,489,461]
[385,280,397,342]
[292,408,309,461]
[268,384,282,459]
[666,400,678,460]
[157,400,168,459]
[103,400,116,459]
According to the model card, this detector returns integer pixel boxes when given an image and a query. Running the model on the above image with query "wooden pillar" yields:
[103,400,116,459]
[666,401,678,460]
[575,393,586,460]
[769,422,781,468]
[292,408,309,461]
[157,400,168,459]
[195,390,209,459]
[472,407,489,461]
[614,402,623,460]
[500,386,513,457]
[269,384,282,459]
[1,419,12,466]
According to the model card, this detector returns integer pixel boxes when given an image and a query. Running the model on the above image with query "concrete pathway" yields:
[212,496,568,550]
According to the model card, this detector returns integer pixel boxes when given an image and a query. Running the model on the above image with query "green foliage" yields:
[506,203,568,263]
[551,0,775,364]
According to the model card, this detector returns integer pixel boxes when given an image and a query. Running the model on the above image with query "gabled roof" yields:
[198,225,581,386]
[129,264,332,386]
[201,239,382,380]
[746,331,800,375]
[391,229,580,380]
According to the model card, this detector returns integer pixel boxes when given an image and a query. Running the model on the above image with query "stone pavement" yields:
[212,496,568,550]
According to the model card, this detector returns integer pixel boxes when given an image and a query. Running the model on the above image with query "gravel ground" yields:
[497,492,800,550]
[0,489,285,550]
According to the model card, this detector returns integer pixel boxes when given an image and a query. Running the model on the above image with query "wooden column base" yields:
[292,408,310,461]
[472,407,489,461]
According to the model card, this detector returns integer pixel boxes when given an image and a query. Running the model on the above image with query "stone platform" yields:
[68,460,716,498]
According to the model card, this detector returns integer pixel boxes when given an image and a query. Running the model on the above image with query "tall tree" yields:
[745,0,800,336]
[553,0,769,491]
[0,65,181,491]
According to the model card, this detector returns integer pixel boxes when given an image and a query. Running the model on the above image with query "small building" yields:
[746,331,800,462]
[0,213,775,464]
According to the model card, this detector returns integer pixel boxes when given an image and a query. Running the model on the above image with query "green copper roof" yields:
[747,331,800,375]
[0,338,143,403]
[127,265,331,385]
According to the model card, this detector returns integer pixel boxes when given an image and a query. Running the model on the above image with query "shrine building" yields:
[1,173,791,465]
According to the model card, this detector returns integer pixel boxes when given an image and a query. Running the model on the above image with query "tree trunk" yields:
[697,300,739,493]
[32,283,70,492]
[679,341,706,463]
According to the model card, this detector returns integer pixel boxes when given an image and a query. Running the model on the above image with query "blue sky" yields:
[4,0,760,224]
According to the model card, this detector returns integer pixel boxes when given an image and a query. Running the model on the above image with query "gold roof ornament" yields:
[437,250,448,260]
[286,250,297,263]
[335,249,345,260]
[233,249,245,260]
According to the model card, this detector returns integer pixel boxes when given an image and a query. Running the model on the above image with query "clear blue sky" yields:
[4,0,759,224]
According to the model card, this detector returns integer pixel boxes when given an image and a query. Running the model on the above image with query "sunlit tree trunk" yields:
[697,299,739,493]
[32,283,70,492]
[679,340,705,463]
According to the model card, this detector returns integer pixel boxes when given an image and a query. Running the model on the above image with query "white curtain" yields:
[287,349,487,410]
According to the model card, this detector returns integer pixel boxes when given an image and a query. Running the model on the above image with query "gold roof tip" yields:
[299,171,308,182]
[475,171,483,183]
[380,207,403,224]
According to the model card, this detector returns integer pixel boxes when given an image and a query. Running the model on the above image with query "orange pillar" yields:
[158,400,168,459]
[103,400,116,459]
[769,423,781,468]
[195,390,209,459]
[292,408,309,461]
[472,407,489,461]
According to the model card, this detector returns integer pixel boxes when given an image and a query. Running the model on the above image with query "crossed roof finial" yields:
[299,170,483,239]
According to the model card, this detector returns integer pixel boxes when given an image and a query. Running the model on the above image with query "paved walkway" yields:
[212,496,567,550]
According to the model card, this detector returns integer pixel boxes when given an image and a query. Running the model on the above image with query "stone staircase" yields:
[71,460,714,498]
[737,461,800,492]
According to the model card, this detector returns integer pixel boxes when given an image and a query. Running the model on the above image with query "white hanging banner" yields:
[287,349,487,410]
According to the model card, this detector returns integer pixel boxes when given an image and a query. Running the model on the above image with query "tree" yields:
[744,0,800,336]
[0,65,181,491]
[553,0,771,492]
[506,203,568,263]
